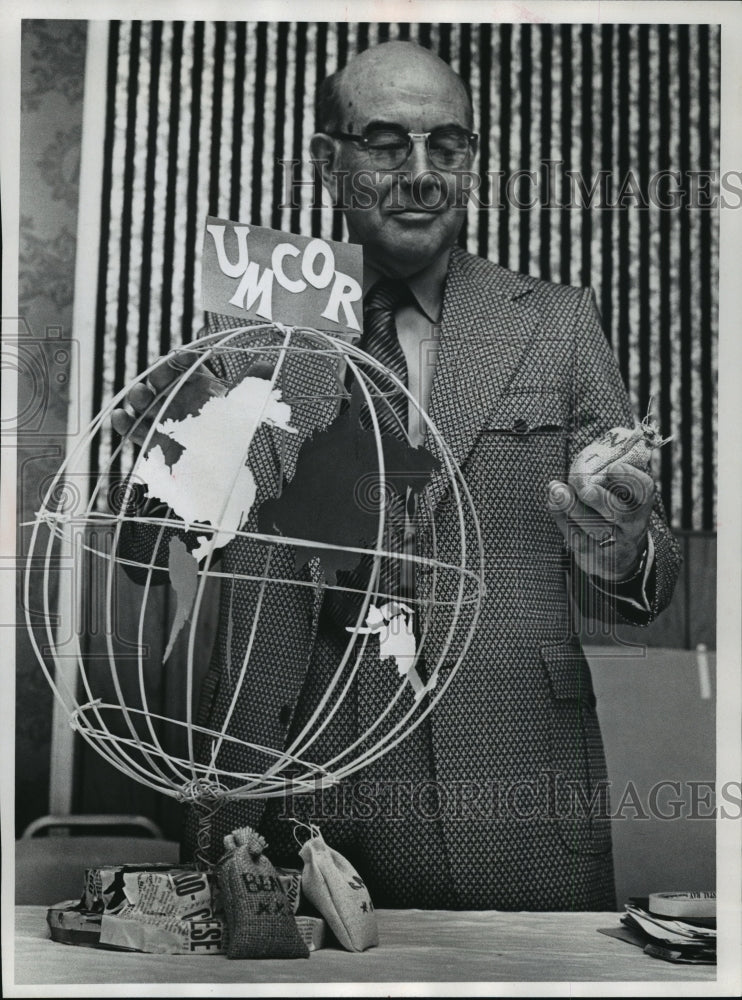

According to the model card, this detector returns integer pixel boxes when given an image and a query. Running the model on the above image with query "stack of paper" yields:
[620,896,716,965]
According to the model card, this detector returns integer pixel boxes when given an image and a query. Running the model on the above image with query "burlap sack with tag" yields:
[217,826,309,959]
[299,827,379,951]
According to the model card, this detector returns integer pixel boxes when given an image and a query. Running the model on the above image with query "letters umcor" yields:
[207,223,363,331]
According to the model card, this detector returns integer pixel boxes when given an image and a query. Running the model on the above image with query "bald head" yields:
[317,41,474,134]
[311,40,476,277]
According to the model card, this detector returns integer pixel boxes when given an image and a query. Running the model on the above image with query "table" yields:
[9,905,716,989]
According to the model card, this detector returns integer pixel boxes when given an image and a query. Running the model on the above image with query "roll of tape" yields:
[648,890,716,919]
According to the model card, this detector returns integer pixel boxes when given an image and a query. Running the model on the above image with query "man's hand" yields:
[110,351,275,467]
[111,350,228,467]
[546,461,655,582]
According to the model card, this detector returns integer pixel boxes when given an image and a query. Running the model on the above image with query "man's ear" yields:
[310,132,340,200]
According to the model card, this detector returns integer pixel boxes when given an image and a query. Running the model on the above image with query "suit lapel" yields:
[424,248,543,513]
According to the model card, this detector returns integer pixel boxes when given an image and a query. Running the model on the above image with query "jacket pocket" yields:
[539,640,591,701]
[481,391,570,436]
[540,641,613,857]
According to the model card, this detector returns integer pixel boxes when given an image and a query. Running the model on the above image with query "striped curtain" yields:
[92,21,720,532]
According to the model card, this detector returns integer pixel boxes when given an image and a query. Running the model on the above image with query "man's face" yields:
[317,50,475,278]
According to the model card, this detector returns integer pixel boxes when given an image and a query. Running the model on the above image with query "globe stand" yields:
[181,779,230,872]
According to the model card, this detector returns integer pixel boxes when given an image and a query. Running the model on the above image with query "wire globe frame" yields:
[25,322,485,831]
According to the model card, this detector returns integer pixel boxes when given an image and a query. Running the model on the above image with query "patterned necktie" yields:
[358,278,411,438]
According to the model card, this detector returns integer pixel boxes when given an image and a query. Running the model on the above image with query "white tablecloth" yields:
[9,905,716,990]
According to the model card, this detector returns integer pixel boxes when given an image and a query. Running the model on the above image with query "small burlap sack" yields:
[299,825,379,952]
[217,826,309,959]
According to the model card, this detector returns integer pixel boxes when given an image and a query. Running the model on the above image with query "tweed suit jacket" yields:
[183,247,681,909]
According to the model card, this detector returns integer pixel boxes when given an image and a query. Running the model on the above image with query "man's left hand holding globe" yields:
[111,351,274,466]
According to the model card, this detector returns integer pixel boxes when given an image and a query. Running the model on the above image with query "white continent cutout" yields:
[348,601,433,700]
[138,374,296,561]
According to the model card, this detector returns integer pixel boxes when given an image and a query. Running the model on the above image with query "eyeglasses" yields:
[330,125,479,171]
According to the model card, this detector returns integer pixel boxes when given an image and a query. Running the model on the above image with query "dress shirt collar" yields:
[363,247,450,325]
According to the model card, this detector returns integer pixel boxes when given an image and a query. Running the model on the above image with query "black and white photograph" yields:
[2,0,741,994]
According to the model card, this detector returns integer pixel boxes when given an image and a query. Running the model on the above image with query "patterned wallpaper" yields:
[16,19,87,834]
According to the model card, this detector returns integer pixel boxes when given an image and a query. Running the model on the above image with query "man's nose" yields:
[403,135,441,190]
[406,135,430,174]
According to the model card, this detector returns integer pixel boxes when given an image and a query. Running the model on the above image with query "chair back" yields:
[16,815,180,905]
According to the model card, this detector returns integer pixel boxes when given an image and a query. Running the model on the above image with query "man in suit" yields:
[114,41,680,909]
